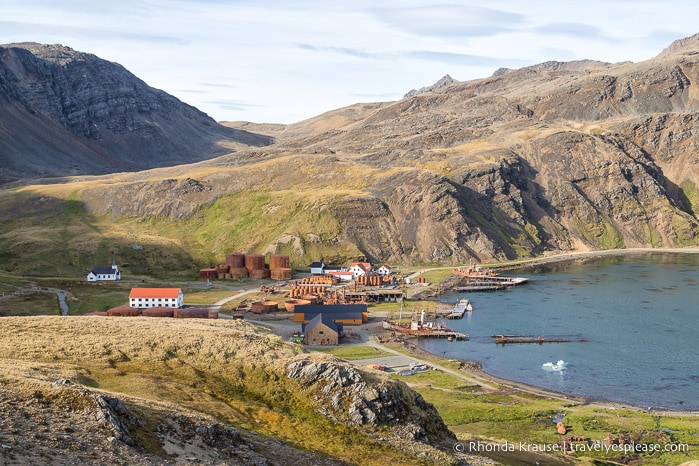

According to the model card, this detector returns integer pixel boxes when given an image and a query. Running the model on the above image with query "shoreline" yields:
[420,247,699,415]
[253,247,699,417]
[389,338,699,417]
[492,246,699,271]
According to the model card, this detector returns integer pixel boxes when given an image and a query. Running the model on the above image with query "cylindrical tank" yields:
[269,254,290,269]
[250,301,279,314]
[271,268,292,280]
[245,254,266,272]
[141,307,174,318]
[226,252,246,268]
[230,267,249,279]
[284,298,311,312]
[249,268,271,279]
[107,307,140,317]
[174,308,209,319]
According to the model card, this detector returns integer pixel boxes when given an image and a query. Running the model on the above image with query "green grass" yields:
[387,351,699,465]
[316,345,393,360]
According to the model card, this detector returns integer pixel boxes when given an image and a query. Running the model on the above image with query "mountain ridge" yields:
[1,37,699,271]
[0,42,272,182]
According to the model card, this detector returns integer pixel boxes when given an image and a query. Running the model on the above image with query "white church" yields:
[87,256,121,282]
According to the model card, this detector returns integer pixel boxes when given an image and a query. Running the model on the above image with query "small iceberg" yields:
[542,360,567,371]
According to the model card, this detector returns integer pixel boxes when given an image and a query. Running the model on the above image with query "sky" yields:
[2,1,699,124]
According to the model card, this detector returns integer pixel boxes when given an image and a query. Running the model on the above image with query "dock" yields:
[445,298,472,319]
[491,334,588,344]
[382,320,469,340]
[452,275,528,292]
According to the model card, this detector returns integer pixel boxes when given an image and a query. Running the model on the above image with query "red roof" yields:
[129,288,181,299]
[351,262,372,272]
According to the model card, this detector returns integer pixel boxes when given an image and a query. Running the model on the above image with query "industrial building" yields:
[129,288,183,309]
[303,314,343,345]
[293,304,368,325]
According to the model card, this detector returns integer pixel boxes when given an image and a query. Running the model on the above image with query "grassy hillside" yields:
[0,316,456,465]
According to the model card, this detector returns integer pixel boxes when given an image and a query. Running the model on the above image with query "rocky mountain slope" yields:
[0,317,457,465]
[2,36,699,271]
[0,42,272,182]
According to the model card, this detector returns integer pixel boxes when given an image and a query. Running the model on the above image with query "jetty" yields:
[452,262,528,292]
[446,298,472,319]
[382,309,468,340]
[491,334,588,344]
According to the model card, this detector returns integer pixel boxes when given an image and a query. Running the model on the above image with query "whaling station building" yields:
[128,288,184,309]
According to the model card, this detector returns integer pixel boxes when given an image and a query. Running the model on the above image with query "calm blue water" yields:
[417,253,699,411]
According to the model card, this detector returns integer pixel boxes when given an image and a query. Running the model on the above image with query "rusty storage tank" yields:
[216,264,230,273]
[250,301,279,314]
[271,268,292,280]
[199,268,217,280]
[107,306,140,317]
[226,252,246,269]
[269,254,290,269]
[245,254,266,272]
[249,268,271,279]
[207,310,219,319]
[284,298,311,312]
[174,308,209,319]
[141,307,175,318]
[230,267,249,279]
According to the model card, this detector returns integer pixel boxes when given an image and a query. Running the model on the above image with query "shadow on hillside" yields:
[0,192,199,279]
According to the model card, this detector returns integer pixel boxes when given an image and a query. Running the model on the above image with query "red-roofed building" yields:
[129,288,184,309]
[326,270,354,282]
[349,262,372,278]
[376,265,393,276]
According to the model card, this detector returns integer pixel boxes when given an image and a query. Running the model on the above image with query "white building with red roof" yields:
[376,265,393,276]
[349,262,372,278]
[129,288,184,309]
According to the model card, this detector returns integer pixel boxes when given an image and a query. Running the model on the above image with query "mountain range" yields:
[2,37,699,272]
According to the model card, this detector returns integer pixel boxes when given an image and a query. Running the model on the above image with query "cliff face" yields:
[0,42,272,181]
[248,33,699,262]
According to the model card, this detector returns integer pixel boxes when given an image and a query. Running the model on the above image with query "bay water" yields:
[417,253,699,411]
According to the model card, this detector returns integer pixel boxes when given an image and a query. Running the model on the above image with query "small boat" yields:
[542,360,567,371]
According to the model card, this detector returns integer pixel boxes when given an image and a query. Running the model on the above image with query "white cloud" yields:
[1,1,699,123]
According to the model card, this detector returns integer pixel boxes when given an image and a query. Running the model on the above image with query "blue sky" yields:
[2,1,698,123]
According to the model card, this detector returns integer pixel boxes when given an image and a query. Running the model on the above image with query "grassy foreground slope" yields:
[0,316,456,465]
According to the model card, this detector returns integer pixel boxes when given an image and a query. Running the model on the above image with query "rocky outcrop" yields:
[287,359,456,445]
[0,42,272,181]
[404,74,458,98]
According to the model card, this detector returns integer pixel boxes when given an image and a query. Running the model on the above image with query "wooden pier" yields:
[491,334,588,344]
[382,320,468,340]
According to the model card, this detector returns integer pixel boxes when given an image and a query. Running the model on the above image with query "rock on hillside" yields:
[404,74,458,98]
[0,42,272,182]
